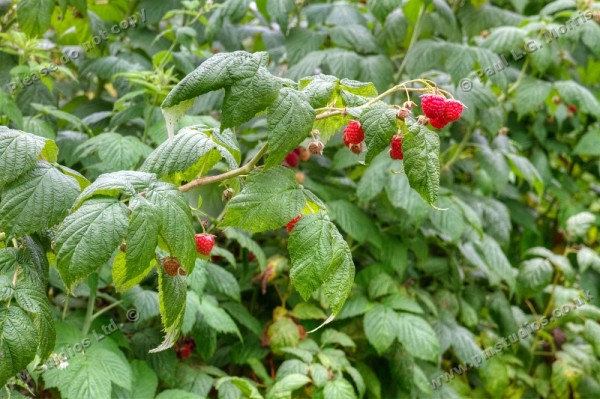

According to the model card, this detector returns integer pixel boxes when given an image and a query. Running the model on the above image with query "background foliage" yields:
[1,0,600,398]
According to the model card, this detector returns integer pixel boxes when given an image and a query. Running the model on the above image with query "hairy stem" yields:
[179,143,269,191]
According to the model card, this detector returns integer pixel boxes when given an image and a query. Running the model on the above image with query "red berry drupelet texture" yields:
[195,233,215,256]
[342,121,365,147]
[390,135,403,160]
[429,116,449,129]
[286,215,302,233]
[444,99,464,122]
[421,94,446,119]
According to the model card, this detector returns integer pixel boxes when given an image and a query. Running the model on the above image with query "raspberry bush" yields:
[1,1,600,399]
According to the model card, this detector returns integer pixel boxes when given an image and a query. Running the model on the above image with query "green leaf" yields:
[300,75,338,109]
[221,66,281,129]
[113,196,160,292]
[218,377,263,399]
[267,0,295,32]
[328,25,380,54]
[266,88,316,167]
[360,103,398,163]
[0,161,80,236]
[328,200,381,246]
[76,132,152,172]
[151,262,187,353]
[517,258,553,297]
[75,171,156,205]
[555,80,600,117]
[288,212,355,315]
[146,182,196,273]
[223,228,266,270]
[359,55,395,92]
[266,374,312,399]
[0,306,38,386]
[505,153,544,196]
[428,197,465,243]
[56,197,129,290]
[481,27,526,53]
[162,51,266,109]
[403,122,440,205]
[13,282,55,360]
[323,378,358,399]
[368,0,402,22]
[396,313,440,362]
[17,0,55,37]
[513,78,552,116]
[198,295,241,338]
[128,360,158,399]
[43,324,132,399]
[155,390,203,399]
[0,128,56,185]
[574,128,600,156]
[363,304,398,355]
[141,126,238,183]
[286,29,327,66]
[221,167,308,232]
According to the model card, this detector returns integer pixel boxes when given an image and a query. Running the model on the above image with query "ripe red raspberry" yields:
[284,151,300,167]
[195,233,215,255]
[390,135,403,160]
[568,105,577,113]
[342,121,364,147]
[286,215,302,232]
[444,99,464,122]
[421,94,446,119]
[163,256,181,277]
[429,116,449,129]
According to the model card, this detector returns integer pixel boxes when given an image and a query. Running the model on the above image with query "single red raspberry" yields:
[421,94,446,119]
[195,233,215,255]
[390,135,403,160]
[444,99,464,122]
[429,117,449,129]
[163,256,181,277]
[286,215,302,232]
[568,105,577,113]
[284,151,300,167]
[342,121,364,147]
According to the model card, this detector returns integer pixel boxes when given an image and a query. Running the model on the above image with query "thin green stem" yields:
[395,4,426,80]
[81,273,98,336]
[442,128,475,171]
[91,300,124,321]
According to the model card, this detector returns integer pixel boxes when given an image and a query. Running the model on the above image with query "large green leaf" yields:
[220,65,281,129]
[76,132,152,172]
[221,167,308,232]
[55,197,130,290]
[151,263,187,353]
[403,122,440,205]
[113,196,160,292]
[288,212,355,315]
[360,103,398,163]
[141,126,238,183]
[13,282,55,360]
[17,0,55,37]
[0,161,80,236]
[0,306,38,386]
[266,88,316,167]
[43,323,131,399]
[396,313,440,362]
[363,303,398,355]
[267,0,295,32]
[146,182,196,273]
[162,52,266,109]
[0,128,57,185]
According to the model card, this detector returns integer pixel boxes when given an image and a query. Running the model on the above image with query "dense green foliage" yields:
[1,0,600,398]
